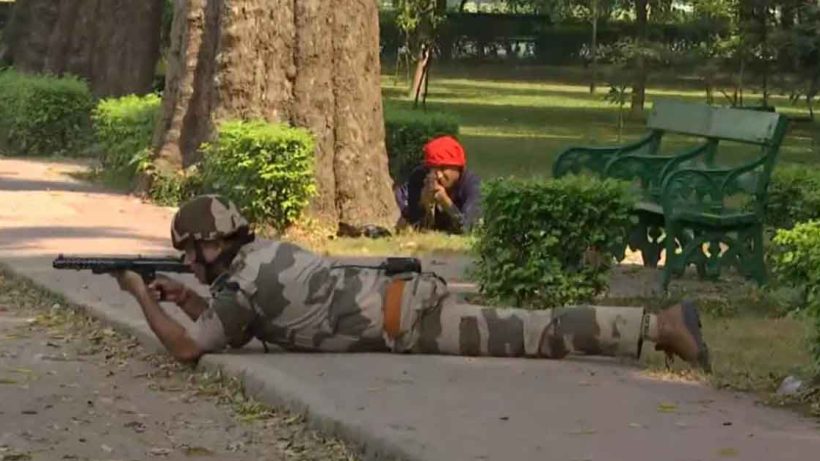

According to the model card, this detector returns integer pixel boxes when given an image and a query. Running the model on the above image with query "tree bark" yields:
[630,0,648,115]
[3,0,163,98]
[153,0,398,228]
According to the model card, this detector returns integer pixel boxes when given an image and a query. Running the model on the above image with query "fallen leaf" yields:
[149,448,172,457]
[183,446,214,457]
[628,423,644,428]
[717,448,739,457]
[124,421,146,433]
[657,402,678,413]
[226,441,244,452]
[0,378,18,385]
[2,453,33,461]
[8,368,34,375]
[21,410,37,415]
[101,444,113,453]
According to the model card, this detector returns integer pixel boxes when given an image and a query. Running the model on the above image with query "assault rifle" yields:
[52,254,192,283]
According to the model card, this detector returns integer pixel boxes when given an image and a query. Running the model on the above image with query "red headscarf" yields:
[423,136,466,168]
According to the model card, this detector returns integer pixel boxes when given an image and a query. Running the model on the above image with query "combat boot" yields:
[654,300,711,372]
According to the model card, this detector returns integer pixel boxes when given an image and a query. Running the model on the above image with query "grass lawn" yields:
[641,312,818,417]
[382,66,820,180]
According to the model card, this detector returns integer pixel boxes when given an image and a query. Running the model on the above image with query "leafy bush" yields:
[384,108,459,184]
[766,166,820,232]
[200,120,316,231]
[473,176,634,309]
[771,221,820,365]
[0,69,94,156]
[92,93,161,181]
[147,168,203,207]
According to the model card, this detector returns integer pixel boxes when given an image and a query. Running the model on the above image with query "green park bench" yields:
[552,101,715,180]
[553,99,790,289]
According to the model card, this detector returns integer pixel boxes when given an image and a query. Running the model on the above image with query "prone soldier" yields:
[110,195,711,371]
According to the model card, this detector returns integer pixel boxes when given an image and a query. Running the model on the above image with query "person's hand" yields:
[147,275,189,304]
[432,183,453,208]
[421,172,437,207]
[111,270,147,296]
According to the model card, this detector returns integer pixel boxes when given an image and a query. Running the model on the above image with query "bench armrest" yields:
[660,168,724,215]
[602,141,715,195]
[552,132,657,177]
[660,154,770,216]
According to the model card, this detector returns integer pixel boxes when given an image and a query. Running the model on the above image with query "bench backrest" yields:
[647,99,785,146]
[649,99,790,203]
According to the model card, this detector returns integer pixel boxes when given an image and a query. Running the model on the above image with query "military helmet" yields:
[171,195,250,250]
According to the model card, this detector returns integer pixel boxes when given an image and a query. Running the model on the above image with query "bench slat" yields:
[648,99,781,145]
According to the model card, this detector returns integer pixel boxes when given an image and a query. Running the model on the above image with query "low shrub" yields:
[0,69,94,156]
[92,93,161,181]
[473,175,634,309]
[765,166,820,232]
[384,108,459,184]
[200,120,316,231]
[771,220,820,367]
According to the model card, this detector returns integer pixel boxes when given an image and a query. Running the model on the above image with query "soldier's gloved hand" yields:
[147,275,189,304]
[111,270,146,296]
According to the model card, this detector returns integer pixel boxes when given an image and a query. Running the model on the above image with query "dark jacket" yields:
[395,166,482,234]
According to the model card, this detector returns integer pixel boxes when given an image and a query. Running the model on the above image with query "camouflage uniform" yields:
[188,239,648,360]
[170,195,712,369]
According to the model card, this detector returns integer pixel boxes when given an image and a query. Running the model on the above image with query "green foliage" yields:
[147,168,203,207]
[200,120,316,232]
[771,221,820,366]
[765,166,820,232]
[473,175,634,309]
[92,93,161,182]
[0,69,94,156]
[384,108,459,184]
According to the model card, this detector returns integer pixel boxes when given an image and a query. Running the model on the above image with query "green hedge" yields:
[0,69,94,156]
[473,176,634,309]
[771,221,820,366]
[384,108,459,184]
[200,120,316,231]
[92,93,162,181]
[766,166,820,232]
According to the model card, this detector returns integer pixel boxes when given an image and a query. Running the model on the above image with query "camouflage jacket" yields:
[188,240,439,353]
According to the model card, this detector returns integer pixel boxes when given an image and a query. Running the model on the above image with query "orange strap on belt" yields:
[383,279,406,340]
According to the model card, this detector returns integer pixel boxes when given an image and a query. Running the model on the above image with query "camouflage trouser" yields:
[386,273,646,359]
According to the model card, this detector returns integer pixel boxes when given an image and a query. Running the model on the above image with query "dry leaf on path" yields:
[657,402,678,413]
[567,429,597,435]
[183,446,214,456]
[717,448,739,457]
[149,447,172,456]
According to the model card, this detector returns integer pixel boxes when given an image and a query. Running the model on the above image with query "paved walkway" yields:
[1,157,818,461]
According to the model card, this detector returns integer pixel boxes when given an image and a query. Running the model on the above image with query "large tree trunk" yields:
[3,0,163,98]
[152,0,398,228]
[630,0,648,115]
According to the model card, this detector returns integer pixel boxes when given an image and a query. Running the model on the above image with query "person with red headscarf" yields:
[395,135,482,234]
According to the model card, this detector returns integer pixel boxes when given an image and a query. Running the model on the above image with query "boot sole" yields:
[681,300,712,373]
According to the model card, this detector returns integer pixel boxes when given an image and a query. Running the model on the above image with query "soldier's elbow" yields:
[172,342,204,363]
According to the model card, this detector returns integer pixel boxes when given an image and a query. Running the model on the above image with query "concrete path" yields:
[1,157,818,461]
